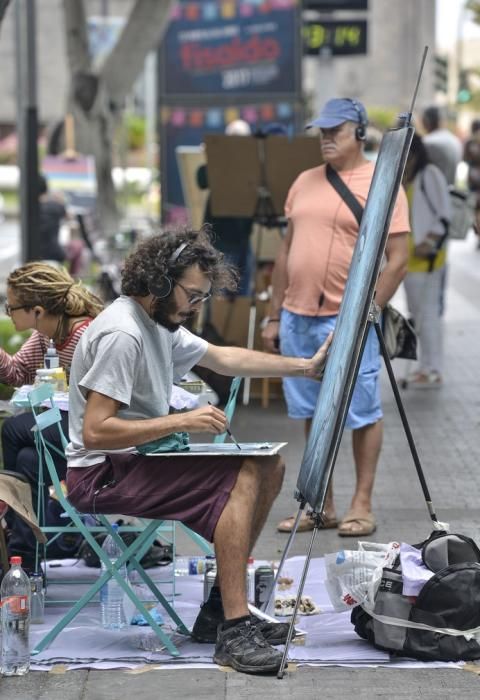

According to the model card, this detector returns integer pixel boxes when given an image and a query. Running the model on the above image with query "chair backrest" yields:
[28,383,69,508]
[214,376,241,444]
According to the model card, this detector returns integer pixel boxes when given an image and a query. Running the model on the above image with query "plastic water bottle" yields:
[246,557,255,605]
[100,524,127,629]
[44,339,59,369]
[1,556,31,676]
[29,573,45,624]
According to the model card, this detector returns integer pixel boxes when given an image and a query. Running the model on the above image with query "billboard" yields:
[159,0,301,99]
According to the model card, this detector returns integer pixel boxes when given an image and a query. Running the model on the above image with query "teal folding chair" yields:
[28,383,189,656]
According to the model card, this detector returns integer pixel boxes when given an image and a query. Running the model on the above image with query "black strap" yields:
[419,170,449,272]
[325,163,364,226]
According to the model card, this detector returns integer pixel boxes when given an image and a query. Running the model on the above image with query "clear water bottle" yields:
[1,556,31,676]
[100,524,127,629]
[30,573,45,624]
[246,557,255,605]
[44,339,59,369]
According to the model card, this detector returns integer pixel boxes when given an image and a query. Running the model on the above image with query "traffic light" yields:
[457,69,472,104]
[434,55,448,93]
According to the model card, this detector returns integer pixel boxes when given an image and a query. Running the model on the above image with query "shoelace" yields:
[227,622,269,649]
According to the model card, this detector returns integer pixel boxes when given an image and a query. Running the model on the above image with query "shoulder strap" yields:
[325,163,364,226]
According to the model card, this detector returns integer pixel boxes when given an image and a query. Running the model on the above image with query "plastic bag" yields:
[324,541,400,612]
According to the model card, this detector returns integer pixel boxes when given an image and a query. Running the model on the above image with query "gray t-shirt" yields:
[66,296,208,467]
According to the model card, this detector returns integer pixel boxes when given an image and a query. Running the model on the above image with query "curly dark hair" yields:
[121,226,239,297]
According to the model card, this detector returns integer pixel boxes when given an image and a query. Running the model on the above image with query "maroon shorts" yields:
[66,452,244,543]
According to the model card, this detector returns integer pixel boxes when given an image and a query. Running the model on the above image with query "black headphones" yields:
[347,98,367,142]
[148,242,189,298]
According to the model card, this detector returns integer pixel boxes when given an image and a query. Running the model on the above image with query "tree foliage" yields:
[466,0,480,25]
[63,0,175,237]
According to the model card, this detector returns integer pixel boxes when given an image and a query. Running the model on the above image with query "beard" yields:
[151,296,195,332]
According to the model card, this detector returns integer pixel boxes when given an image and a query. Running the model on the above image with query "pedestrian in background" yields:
[196,120,254,296]
[402,134,451,389]
[38,174,86,275]
[422,106,463,186]
[464,119,480,241]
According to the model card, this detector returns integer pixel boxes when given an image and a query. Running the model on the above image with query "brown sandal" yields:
[338,511,376,537]
[277,512,338,533]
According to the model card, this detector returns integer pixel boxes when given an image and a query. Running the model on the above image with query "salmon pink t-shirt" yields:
[283,161,410,317]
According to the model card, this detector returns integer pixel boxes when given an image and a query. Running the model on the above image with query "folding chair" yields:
[28,383,189,656]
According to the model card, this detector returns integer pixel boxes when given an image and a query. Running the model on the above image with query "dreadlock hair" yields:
[7,262,103,318]
[121,226,239,297]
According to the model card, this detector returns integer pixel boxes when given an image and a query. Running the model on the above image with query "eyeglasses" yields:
[176,281,211,306]
[4,303,28,316]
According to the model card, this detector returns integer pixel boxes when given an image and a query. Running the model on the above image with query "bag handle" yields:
[325,163,364,226]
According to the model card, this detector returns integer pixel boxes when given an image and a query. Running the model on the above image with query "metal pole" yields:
[16,0,40,263]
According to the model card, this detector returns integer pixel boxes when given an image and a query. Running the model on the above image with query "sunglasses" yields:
[176,281,211,306]
[4,303,29,316]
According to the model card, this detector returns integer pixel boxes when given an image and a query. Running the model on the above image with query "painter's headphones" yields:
[148,242,189,298]
[347,98,367,142]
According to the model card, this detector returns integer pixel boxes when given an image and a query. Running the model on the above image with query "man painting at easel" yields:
[65,227,331,675]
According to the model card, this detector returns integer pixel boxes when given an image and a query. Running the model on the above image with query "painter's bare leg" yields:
[213,459,263,619]
[248,455,285,550]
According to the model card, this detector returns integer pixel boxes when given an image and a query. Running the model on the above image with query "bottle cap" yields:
[10,556,22,565]
[46,339,57,355]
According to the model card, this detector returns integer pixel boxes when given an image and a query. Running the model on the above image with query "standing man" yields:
[421,106,463,186]
[65,228,330,675]
[262,98,410,536]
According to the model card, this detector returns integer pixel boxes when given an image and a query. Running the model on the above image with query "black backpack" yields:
[78,528,173,570]
[351,531,480,662]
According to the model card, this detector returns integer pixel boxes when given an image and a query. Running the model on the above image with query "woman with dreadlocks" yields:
[1,262,103,572]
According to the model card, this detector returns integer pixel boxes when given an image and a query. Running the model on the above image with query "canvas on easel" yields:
[205,134,323,218]
[176,145,208,229]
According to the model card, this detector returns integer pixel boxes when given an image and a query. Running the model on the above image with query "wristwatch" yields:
[260,316,280,330]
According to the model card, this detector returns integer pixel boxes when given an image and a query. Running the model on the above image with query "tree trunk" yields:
[0,0,11,26]
[63,0,175,239]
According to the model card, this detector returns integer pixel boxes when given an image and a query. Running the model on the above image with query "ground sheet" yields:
[29,556,460,671]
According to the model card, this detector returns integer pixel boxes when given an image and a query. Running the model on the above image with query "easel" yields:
[266,48,430,676]
[205,134,322,404]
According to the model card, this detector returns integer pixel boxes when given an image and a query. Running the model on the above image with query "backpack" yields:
[78,527,173,569]
[448,187,476,240]
[351,531,480,661]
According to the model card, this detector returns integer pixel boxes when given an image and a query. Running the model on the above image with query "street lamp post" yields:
[15,0,40,263]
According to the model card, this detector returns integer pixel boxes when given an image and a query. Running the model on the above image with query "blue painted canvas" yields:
[296,125,414,512]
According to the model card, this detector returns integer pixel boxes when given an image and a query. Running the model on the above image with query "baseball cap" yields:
[307,98,368,130]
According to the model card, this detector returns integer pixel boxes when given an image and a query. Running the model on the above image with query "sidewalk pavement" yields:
[2,234,480,698]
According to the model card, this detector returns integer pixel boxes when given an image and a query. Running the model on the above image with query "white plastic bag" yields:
[324,541,400,612]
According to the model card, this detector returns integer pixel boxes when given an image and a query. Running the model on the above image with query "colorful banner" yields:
[159,102,296,224]
[160,0,300,98]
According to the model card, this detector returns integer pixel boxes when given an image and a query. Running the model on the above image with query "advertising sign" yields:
[159,0,301,98]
